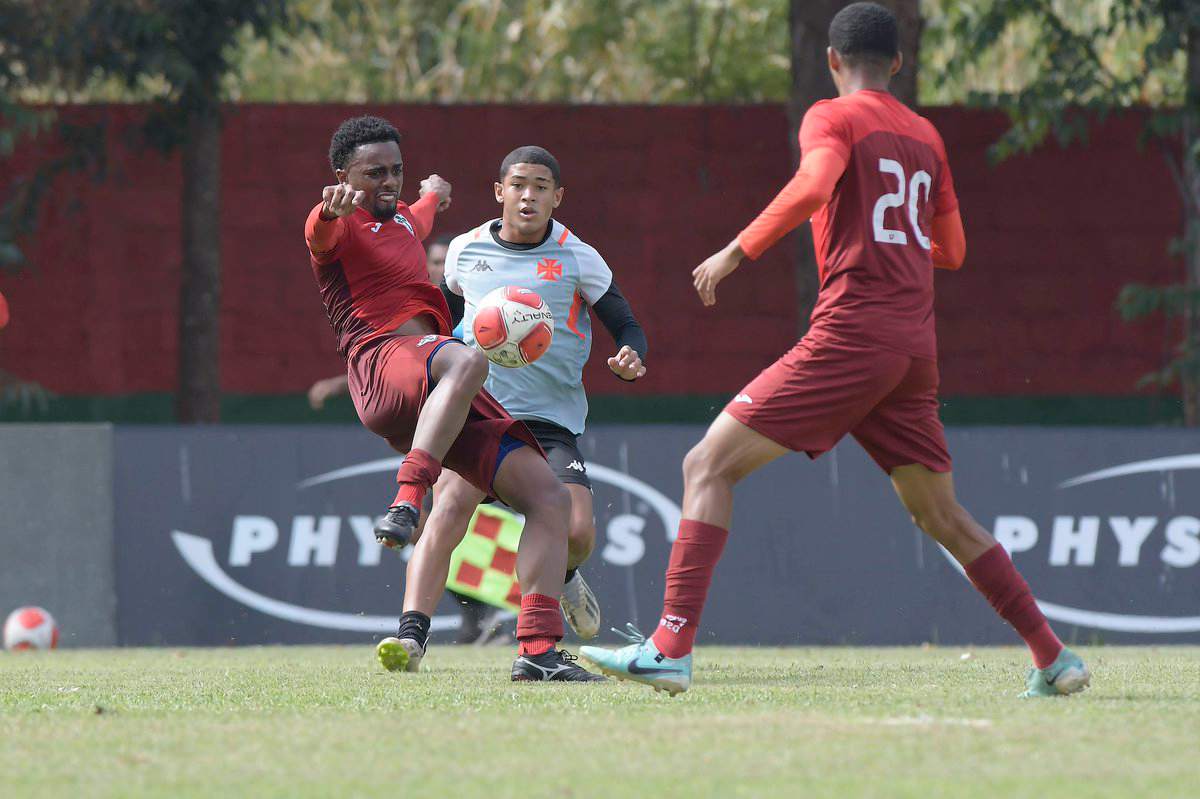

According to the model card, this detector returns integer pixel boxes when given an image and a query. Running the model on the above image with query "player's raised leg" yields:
[560,483,601,639]
[375,342,491,547]
[581,412,787,693]
[493,446,605,681]
[889,465,1090,697]
[379,470,485,672]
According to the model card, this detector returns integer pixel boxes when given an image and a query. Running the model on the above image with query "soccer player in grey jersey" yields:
[392,146,648,674]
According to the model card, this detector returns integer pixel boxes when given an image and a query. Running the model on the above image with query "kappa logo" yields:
[470,260,493,272]
[393,213,415,236]
[416,334,439,347]
[567,460,585,472]
[536,258,563,281]
[733,394,753,404]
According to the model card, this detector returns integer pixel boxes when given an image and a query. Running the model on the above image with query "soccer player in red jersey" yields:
[305,116,602,680]
[582,3,1090,698]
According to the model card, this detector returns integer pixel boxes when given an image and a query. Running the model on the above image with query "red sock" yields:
[393,449,441,508]
[965,543,1063,668]
[650,519,729,659]
[516,593,562,656]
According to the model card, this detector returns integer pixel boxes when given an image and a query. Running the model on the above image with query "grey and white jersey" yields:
[445,219,612,435]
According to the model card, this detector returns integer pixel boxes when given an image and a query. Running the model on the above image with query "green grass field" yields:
[2,645,1197,798]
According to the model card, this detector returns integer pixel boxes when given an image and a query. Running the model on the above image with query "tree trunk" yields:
[176,101,222,423]
[879,0,922,107]
[1184,16,1200,426]
[787,0,840,337]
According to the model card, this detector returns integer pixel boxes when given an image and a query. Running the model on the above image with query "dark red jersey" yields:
[305,193,450,357]
[741,90,960,359]
[804,90,958,358]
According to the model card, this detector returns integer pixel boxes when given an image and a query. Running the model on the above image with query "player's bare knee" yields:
[910,501,964,543]
[683,441,731,489]
[509,476,570,531]
[567,513,596,563]
[450,347,489,391]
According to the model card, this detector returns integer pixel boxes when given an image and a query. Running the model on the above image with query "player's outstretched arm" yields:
[306,182,364,261]
[736,147,846,261]
[321,182,364,219]
[694,147,846,307]
[930,209,966,270]
[692,238,746,308]
[592,281,648,380]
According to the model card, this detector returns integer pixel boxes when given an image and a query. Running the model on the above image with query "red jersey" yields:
[306,193,450,357]
[743,90,959,360]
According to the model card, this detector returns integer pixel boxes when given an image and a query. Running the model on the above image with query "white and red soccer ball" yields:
[3,606,59,651]
[472,286,554,368]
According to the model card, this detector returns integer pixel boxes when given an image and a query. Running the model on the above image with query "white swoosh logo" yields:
[298,458,682,541]
[1058,453,1200,489]
[937,544,1200,633]
[172,531,465,633]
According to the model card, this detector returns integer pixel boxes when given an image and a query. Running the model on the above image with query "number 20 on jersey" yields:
[872,158,931,250]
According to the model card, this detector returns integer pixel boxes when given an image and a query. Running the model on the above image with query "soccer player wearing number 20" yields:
[582,2,1090,698]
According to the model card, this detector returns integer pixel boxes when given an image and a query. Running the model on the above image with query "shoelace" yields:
[611,622,646,645]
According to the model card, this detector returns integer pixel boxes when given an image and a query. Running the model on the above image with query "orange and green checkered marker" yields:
[445,504,525,612]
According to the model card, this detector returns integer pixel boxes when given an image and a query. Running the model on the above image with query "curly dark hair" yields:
[328,116,402,172]
[829,2,898,68]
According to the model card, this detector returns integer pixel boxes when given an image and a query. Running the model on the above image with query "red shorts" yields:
[346,334,542,494]
[724,338,952,473]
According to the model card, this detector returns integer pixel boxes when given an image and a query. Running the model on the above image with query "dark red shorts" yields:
[723,338,952,473]
[346,334,541,494]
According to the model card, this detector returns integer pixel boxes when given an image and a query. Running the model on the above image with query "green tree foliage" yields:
[921,0,1182,108]
[0,0,301,421]
[931,0,1199,424]
[223,0,790,103]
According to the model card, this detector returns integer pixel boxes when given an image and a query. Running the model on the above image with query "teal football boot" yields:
[1020,647,1091,698]
[579,624,692,696]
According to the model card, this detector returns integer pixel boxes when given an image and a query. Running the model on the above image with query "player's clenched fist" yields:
[607,345,646,381]
[420,174,452,212]
[320,182,365,220]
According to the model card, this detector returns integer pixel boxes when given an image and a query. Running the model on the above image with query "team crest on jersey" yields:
[393,213,415,236]
[416,334,439,347]
[536,258,562,281]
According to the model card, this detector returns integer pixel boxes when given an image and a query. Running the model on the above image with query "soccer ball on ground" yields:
[472,286,554,368]
[3,606,59,651]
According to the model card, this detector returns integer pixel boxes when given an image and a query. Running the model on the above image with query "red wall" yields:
[0,104,1179,397]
